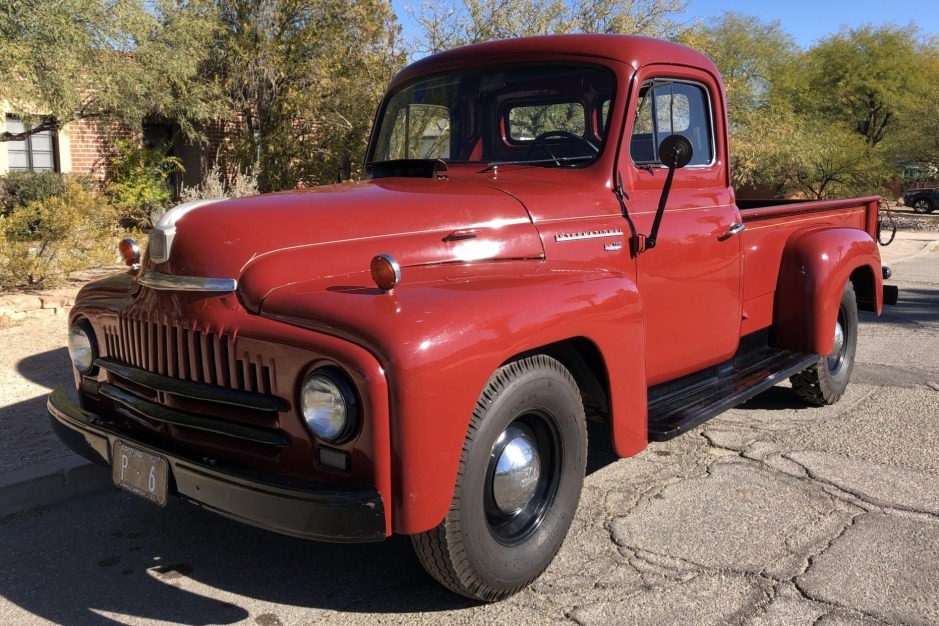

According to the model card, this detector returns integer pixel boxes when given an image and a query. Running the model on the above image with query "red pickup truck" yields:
[49,34,894,601]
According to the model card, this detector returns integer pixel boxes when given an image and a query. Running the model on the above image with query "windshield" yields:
[368,64,616,170]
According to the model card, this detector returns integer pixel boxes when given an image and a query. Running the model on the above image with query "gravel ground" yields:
[0,313,74,474]
[880,209,939,233]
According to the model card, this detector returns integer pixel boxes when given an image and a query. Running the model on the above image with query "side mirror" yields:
[631,135,695,256]
[657,134,693,169]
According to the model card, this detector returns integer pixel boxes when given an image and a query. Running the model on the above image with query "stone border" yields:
[0,292,75,325]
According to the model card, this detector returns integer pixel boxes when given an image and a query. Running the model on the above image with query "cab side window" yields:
[630,80,713,167]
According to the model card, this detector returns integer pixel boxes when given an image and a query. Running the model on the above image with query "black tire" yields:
[912,198,932,214]
[411,355,587,601]
[791,281,858,405]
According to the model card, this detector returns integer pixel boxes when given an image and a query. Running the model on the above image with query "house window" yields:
[6,116,57,172]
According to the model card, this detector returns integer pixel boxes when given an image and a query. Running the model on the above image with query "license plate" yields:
[112,441,169,506]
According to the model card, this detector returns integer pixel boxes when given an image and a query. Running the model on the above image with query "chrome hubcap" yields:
[491,427,542,515]
[827,319,845,372]
[832,321,844,356]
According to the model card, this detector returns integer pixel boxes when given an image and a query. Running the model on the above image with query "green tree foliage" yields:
[736,114,889,199]
[681,15,937,198]
[105,141,184,228]
[0,0,225,142]
[211,0,406,191]
[890,95,939,175]
[410,0,688,54]
[675,13,796,121]
[774,24,939,194]
[794,24,937,147]
[875,34,939,176]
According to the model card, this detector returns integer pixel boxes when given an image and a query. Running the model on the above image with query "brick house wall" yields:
[2,113,234,199]
[65,118,135,179]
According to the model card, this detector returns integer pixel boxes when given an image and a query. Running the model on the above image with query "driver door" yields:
[620,67,744,385]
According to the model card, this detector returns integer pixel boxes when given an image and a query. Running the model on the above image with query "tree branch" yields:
[0,117,60,143]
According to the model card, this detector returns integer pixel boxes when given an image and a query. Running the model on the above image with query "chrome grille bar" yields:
[104,319,274,395]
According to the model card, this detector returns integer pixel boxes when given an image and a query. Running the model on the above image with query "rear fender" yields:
[259,260,647,535]
[774,228,882,354]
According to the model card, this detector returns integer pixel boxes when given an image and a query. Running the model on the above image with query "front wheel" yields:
[411,355,587,601]
[912,198,932,214]
[791,281,858,405]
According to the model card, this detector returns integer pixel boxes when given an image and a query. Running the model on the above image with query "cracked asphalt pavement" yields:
[1,234,937,626]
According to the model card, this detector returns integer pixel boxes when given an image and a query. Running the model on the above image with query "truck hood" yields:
[147,178,543,311]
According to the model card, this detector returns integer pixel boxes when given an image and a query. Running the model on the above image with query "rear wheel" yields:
[411,355,587,601]
[791,281,858,405]
[912,198,932,213]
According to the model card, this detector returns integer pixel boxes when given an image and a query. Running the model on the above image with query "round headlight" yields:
[68,322,96,374]
[300,370,357,442]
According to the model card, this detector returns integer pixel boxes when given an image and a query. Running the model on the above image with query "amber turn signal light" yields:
[119,238,140,272]
[370,253,401,291]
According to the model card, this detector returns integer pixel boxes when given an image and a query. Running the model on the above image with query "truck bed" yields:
[736,196,881,337]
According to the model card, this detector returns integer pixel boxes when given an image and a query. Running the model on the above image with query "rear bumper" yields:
[47,386,386,543]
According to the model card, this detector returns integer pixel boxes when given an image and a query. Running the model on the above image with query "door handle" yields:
[719,222,746,241]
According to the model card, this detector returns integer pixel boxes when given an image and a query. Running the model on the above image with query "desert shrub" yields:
[0,179,120,289]
[180,161,259,202]
[105,140,183,228]
[0,171,97,217]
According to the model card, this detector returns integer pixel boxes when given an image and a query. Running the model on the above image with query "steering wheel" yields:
[526,130,599,165]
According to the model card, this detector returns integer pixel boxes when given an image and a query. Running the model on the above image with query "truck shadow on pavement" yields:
[860,286,939,326]
[14,346,71,389]
[1,429,626,625]
[2,347,74,473]
[0,491,481,626]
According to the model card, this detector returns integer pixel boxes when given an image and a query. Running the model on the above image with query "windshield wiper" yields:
[483,155,596,171]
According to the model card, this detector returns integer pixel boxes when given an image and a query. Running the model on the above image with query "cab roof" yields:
[389,34,719,90]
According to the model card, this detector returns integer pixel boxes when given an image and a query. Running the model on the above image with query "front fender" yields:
[259,259,646,535]
[774,227,882,355]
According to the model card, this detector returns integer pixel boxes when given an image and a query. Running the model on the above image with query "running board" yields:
[647,350,817,441]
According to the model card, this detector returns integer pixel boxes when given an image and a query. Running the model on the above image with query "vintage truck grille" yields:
[102,317,274,395]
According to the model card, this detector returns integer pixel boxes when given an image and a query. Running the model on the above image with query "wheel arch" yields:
[849,263,878,313]
[509,337,610,420]
[510,333,647,459]
[773,227,883,355]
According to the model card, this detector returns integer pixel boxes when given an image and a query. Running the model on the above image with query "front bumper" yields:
[48,386,386,543]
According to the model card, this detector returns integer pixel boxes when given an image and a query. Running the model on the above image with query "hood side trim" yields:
[139,271,237,292]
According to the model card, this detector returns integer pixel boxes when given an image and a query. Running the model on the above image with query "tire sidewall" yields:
[824,283,859,392]
[453,361,586,593]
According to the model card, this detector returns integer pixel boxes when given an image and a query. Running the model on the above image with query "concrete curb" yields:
[0,454,111,518]
[878,231,939,265]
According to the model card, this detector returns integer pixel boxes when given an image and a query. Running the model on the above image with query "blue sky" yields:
[393,0,939,50]
[683,0,937,48]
